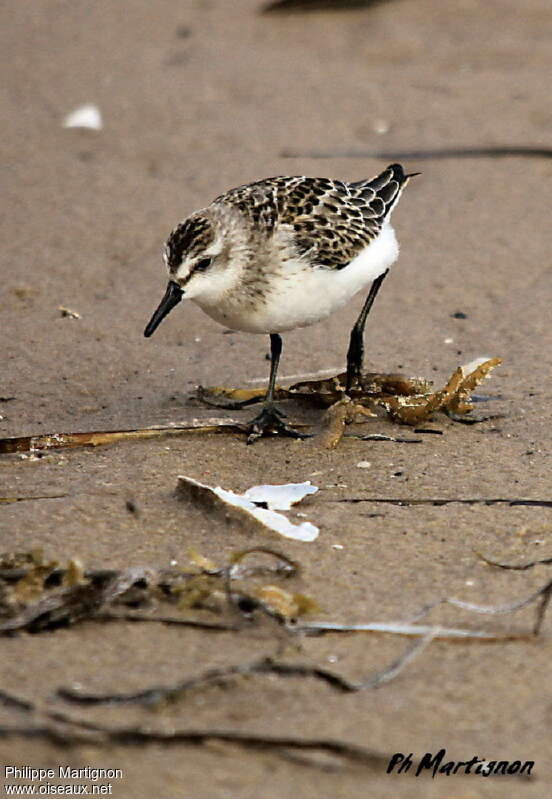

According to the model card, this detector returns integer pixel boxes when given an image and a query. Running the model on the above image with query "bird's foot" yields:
[245,405,310,445]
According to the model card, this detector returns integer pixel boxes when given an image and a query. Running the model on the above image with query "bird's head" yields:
[144,207,245,338]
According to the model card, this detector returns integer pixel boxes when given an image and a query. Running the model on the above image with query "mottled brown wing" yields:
[289,164,408,268]
[217,164,408,269]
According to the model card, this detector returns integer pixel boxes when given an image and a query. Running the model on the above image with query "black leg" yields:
[266,333,282,405]
[346,269,389,392]
[246,334,309,444]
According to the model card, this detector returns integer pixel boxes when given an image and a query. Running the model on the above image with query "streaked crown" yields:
[164,214,215,276]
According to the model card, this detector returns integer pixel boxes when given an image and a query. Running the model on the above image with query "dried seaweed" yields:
[357,433,423,443]
[0,636,430,770]
[2,541,550,640]
[95,612,241,632]
[0,494,68,504]
[198,359,502,448]
[295,579,552,639]
[281,146,552,160]
[318,397,377,449]
[263,0,388,12]
[55,636,432,707]
[0,361,502,454]
[0,709,391,770]
[201,371,432,411]
[0,555,186,633]
[0,689,34,713]
[0,548,309,634]
[475,553,552,571]
[335,497,552,508]
[381,358,502,423]
[471,554,552,634]
[0,419,246,455]
[533,586,552,635]
[293,621,522,640]
[1,541,549,771]
[228,547,299,578]
[3,686,394,772]
[0,566,154,634]
[1,544,550,637]
[195,385,268,410]
[224,548,315,621]
[445,412,504,425]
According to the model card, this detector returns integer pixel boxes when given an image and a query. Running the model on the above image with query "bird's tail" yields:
[350,163,419,221]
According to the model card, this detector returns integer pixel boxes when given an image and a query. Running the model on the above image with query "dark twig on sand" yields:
[0,687,391,770]
[335,497,552,508]
[54,635,432,707]
[281,146,552,160]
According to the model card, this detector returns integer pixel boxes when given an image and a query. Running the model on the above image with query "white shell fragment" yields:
[243,481,318,511]
[63,104,103,130]
[177,476,319,542]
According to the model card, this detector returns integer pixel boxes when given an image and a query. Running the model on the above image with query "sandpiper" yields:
[144,163,416,442]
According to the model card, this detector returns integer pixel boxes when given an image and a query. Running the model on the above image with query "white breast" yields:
[192,222,399,334]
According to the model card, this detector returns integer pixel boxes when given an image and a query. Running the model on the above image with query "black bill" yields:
[144,281,184,337]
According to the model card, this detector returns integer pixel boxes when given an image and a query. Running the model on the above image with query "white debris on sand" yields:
[63,104,103,130]
[243,482,318,511]
[177,477,319,542]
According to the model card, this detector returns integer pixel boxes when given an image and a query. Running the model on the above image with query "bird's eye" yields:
[195,257,212,272]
